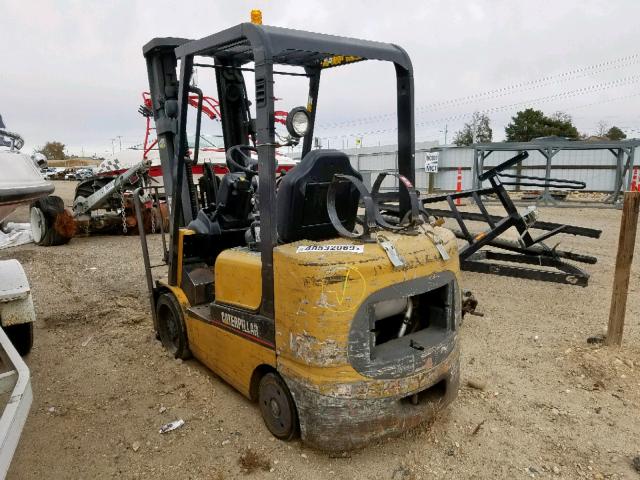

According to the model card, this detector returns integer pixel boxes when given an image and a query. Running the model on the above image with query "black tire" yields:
[258,372,299,441]
[30,195,73,246]
[3,323,34,356]
[156,293,191,359]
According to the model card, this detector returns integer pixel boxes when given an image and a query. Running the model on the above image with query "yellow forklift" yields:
[137,18,462,450]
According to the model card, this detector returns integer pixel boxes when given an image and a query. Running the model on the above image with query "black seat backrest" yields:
[277,149,362,243]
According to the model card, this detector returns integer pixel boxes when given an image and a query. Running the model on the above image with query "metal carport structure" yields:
[471,137,640,205]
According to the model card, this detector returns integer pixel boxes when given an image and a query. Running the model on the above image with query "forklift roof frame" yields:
[146,23,417,318]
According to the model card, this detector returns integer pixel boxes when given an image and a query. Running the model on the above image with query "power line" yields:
[319,75,640,139]
[569,92,640,113]
[323,92,640,144]
[417,54,640,112]
[316,53,640,131]
[417,75,640,128]
[417,92,640,139]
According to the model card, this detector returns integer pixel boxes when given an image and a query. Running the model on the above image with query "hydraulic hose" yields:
[397,298,414,338]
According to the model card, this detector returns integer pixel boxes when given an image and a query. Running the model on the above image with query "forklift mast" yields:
[144,38,207,289]
[144,37,265,295]
[143,38,193,227]
[214,62,252,160]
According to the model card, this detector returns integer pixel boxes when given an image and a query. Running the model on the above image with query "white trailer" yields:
[0,318,32,479]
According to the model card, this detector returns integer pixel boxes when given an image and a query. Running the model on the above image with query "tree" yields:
[504,108,579,141]
[544,112,580,139]
[453,112,493,146]
[595,120,609,137]
[606,126,626,140]
[37,141,66,160]
[551,111,573,124]
[504,108,546,142]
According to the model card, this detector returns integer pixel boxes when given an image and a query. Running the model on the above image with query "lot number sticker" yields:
[296,245,364,253]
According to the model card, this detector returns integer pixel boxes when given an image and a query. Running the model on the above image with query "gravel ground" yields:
[2,181,639,479]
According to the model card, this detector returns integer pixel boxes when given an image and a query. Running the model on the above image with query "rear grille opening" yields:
[400,379,447,405]
[371,282,453,348]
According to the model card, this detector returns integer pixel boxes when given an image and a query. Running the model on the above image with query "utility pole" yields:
[442,124,448,145]
[606,191,640,346]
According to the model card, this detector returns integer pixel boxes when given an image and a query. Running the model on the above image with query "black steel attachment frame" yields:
[380,152,601,286]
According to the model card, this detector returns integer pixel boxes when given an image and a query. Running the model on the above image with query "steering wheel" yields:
[226,145,258,175]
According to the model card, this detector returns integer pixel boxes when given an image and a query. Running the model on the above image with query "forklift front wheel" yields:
[156,293,191,360]
[258,373,299,441]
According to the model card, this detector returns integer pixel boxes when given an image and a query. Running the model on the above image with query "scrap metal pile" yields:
[30,160,167,246]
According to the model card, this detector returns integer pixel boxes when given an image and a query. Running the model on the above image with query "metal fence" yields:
[296,141,640,196]
[295,141,440,191]
[441,147,632,192]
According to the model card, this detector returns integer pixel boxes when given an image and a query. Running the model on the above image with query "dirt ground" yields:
[2,181,639,479]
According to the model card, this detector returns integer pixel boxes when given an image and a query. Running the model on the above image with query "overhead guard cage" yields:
[144,23,418,318]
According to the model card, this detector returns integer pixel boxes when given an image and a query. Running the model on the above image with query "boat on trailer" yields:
[0,125,53,223]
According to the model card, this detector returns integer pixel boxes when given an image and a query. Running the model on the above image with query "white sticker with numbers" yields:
[296,245,364,253]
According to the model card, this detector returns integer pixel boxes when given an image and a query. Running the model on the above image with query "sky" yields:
[2,0,640,156]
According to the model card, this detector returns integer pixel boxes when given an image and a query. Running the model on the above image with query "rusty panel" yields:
[282,346,460,451]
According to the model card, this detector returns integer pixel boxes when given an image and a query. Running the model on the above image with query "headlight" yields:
[286,106,310,138]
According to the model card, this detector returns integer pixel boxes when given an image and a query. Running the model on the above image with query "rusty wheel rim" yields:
[259,378,294,438]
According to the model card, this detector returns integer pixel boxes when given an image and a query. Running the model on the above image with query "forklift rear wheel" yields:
[30,196,73,246]
[3,323,34,356]
[156,293,191,360]
[258,373,299,441]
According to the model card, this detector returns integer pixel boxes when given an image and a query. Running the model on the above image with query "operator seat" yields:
[185,171,254,269]
[188,172,254,235]
[276,149,362,243]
